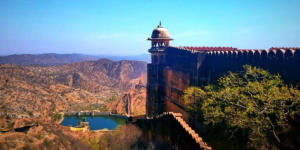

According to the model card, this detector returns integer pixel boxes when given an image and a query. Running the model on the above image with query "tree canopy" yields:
[184,65,300,149]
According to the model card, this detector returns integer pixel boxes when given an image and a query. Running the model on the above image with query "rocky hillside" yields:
[107,73,147,116]
[0,59,147,119]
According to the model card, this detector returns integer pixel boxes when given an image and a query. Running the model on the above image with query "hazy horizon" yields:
[0,52,150,57]
[1,0,300,56]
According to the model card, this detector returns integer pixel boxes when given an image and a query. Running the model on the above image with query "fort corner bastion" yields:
[146,23,300,121]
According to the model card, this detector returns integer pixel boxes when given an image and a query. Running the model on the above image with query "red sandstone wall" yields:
[163,66,191,121]
[164,67,190,105]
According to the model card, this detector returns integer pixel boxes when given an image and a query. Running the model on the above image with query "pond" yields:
[61,115,126,130]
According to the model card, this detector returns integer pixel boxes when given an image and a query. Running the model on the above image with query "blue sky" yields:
[0,0,299,55]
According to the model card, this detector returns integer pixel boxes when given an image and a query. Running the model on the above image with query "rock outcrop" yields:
[107,73,147,116]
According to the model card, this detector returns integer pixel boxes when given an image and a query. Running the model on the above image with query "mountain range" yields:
[0,55,148,149]
[0,58,147,120]
[0,53,150,66]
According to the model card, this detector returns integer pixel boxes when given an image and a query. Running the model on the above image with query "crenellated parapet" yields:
[178,46,300,59]
[178,46,237,52]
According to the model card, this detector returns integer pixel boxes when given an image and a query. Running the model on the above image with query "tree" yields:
[81,117,87,122]
[184,65,300,149]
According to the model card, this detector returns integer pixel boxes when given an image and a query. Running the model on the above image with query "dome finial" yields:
[158,21,162,28]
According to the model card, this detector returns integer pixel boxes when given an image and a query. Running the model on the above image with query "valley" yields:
[0,58,148,149]
[0,58,147,123]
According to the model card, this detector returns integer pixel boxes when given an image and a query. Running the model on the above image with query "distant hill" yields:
[0,59,147,118]
[102,54,151,63]
[0,53,98,66]
[0,53,150,66]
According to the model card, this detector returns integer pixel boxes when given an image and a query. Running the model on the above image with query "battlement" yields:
[174,46,300,59]
[204,48,300,59]
[178,46,237,51]
[270,47,300,50]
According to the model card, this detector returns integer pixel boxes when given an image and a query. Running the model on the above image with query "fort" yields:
[146,23,300,123]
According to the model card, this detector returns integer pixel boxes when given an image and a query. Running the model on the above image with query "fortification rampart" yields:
[145,112,211,150]
[147,46,300,121]
[146,24,300,149]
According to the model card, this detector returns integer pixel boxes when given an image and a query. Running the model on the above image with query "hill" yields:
[0,53,98,66]
[0,59,147,119]
[0,53,151,66]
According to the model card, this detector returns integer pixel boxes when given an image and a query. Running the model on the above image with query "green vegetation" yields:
[79,124,142,150]
[44,138,51,148]
[105,95,117,103]
[96,124,142,150]
[81,117,87,122]
[184,65,300,149]
[53,113,63,121]
[28,111,33,117]
[36,134,42,140]
[8,121,14,128]
[82,104,108,111]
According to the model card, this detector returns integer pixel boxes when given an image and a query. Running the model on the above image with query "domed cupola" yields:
[147,22,173,49]
[151,25,170,39]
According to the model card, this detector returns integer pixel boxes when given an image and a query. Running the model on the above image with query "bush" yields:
[184,65,300,149]
[53,113,62,121]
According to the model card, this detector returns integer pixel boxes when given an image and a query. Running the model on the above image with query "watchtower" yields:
[146,22,173,115]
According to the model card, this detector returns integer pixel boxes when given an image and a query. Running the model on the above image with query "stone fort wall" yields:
[143,112,211,150]
[147,47,300,121]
